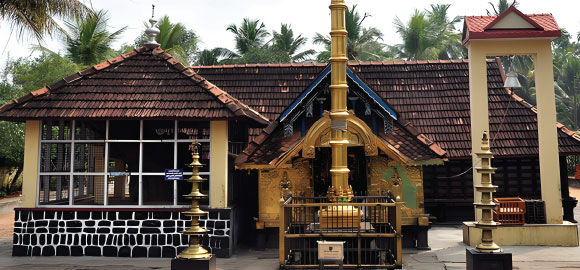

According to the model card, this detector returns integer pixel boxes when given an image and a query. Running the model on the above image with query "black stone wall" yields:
[12,208,234,258]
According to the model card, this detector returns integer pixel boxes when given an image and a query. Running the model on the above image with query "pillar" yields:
[468,44,489,221]
[328,0,350,190]
[534,43,564,224]
[210,120,228,208]
[22,120,40,208]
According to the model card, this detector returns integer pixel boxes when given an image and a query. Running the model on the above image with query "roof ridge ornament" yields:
[145,4,160,46]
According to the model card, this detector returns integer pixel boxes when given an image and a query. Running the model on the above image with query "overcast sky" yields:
[1,0,579,66]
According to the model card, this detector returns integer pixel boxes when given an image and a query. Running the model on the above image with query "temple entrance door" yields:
[312,146,368,197]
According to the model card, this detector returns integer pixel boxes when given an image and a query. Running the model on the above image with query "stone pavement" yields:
[0,205,578,269]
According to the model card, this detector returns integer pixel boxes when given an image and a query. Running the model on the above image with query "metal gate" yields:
[279,196,402,269]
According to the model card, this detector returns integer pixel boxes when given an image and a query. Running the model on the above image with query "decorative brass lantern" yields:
[474,132,501,252]
[177,142,211,259]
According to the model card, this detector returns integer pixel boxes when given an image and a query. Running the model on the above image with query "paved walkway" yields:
[0,195,578,269]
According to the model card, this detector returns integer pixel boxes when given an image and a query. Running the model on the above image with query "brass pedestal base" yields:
[319,205,362,229]
[176,243,211,260]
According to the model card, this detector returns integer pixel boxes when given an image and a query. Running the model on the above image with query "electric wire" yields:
[436,89,515,179]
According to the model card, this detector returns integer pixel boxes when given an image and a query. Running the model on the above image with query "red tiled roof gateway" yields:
[0,45,269,125]
[462,6,561,44]
[195,60,580,159]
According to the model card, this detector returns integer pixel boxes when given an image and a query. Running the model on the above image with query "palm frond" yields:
[0,0,90,42]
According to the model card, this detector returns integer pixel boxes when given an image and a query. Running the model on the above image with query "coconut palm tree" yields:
[425,4,464,59]
[156,16,198,64]
[486,0,518,16]
[554,51,580,129]
[392,4,462,60]
[64,10,126,66]
[227,18,270,55]
[0,0,89,41]
[195,47,234,66]
[313,5,390,62]
[271,24,316,62]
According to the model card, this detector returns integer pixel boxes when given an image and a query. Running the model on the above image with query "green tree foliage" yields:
[221,19,314,64]
[486,0,518,16]
[136,15,199,65]
[0,83,24,168]
[0,0,89,42]
[196,48,232,66]
[553,37,580,129]
[0,53,81,191]
[271,24,316,62]
[64,10,127,66]
[392,4,462,60]
[227,18,270,56]
[313,5,391,62]
[5,53,81,92]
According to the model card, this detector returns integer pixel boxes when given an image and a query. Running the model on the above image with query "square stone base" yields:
[466,248,512,270]
[171,256,216,270]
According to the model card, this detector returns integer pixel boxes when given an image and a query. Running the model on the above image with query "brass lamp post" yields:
[466,133,511,270]
[318,0,361,230]
[177,142,212,259]
[328,0,351,196]
[473,132,500,253]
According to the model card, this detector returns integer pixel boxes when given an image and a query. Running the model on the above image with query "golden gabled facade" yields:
[251,111,433,228]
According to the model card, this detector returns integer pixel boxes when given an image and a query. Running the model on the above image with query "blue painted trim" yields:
[301,118,306,137]
[346,68,397,120]
[279,64,397,122]
[280,65,331,122]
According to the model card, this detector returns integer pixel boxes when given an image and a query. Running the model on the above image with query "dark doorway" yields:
[313,146,368,197]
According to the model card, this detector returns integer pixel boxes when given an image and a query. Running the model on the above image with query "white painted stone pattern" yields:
[12,209,232,258]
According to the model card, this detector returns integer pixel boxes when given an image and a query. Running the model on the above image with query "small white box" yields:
[317,240,345,260]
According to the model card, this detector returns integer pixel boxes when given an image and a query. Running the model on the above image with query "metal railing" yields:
[279,196,402,269]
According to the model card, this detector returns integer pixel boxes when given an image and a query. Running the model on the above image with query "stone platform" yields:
[462,221,579,246]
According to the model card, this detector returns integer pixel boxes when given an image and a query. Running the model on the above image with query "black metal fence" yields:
[279,196,402,269]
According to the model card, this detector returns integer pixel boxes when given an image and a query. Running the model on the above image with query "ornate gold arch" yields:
[301,111,378,158]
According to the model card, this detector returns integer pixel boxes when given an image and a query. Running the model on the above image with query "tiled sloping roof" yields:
[197,60,580,159]
[0,45,268,124]
[193,63,327,121]
[382,118,446,162]
[352,59,580,158]
[237,122,296,165]
[229,66,446,165]
[463,7,560,44]
[237,119,443,165]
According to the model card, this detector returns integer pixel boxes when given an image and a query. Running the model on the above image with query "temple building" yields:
[1,4,578,263]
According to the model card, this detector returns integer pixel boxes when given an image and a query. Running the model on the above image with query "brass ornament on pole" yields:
[177,142,212,259]
[474,132,501,253]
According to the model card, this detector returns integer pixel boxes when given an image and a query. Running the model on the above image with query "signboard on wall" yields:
[164,169,183,180]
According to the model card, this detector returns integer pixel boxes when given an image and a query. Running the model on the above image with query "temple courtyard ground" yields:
[0,188,578,270]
